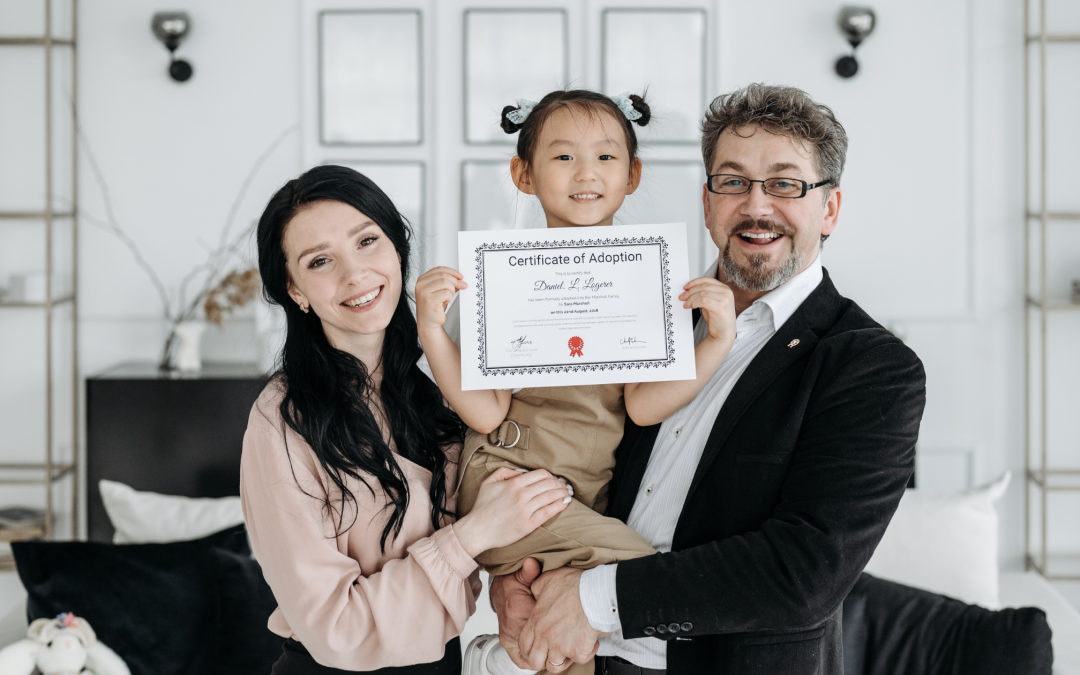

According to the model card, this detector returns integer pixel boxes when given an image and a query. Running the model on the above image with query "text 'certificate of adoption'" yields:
[458,223,696,390]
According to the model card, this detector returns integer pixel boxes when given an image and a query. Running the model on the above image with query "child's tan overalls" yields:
[455,383,655,576]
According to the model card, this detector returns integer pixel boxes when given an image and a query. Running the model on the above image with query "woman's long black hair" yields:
[256,165,463,550]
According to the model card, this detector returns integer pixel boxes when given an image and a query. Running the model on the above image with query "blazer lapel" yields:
[682,272,841,505]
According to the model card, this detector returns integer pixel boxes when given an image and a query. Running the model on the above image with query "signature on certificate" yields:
[511,336,533,351]
[620,337,647,345]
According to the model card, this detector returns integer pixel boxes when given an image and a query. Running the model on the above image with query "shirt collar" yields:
[704,253,824,332]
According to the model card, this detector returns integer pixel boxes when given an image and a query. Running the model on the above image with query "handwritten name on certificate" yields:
[458,223,697,390]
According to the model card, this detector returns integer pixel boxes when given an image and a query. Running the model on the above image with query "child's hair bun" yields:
[501,105,524,134]
[628,94,651,127]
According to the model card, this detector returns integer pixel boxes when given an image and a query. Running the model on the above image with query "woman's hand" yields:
[454,468,571,558]
[680,277,736,347]
[415,267,467,337]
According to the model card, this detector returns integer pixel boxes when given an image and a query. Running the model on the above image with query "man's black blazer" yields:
[607,269,926,675]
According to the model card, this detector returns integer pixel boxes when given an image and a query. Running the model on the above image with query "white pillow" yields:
[99,479,245,544]
[864,472,1010,609]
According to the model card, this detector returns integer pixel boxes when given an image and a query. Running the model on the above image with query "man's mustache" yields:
[727,219,795,238]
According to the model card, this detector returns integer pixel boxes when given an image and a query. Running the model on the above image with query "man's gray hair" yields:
[701,84,848,189]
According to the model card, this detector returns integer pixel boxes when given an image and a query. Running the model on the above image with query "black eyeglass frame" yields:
[705,174,832,199]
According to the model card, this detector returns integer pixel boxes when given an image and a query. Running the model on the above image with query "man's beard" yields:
[719,219,804,292]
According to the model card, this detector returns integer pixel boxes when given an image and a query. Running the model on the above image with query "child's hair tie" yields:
[609,92,643,122]
[506,99,538,125]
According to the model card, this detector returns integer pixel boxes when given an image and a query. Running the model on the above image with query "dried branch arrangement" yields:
[204,268,261,324]
[74,123,296,370]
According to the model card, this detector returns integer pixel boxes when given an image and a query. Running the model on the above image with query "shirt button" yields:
[656,624,668,634]
[610,606,618,615]
[681,622,693,632]
[674,427,682,438]
[644,484,654,496]
[668,623,681,634]
[643,627,656,636]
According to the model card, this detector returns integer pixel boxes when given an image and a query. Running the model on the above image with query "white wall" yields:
[77,0,302,375]
[1,0,1076,601]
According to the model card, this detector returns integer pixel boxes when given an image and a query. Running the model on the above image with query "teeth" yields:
[571,193,600,200]
[343,287,381,307]
[741,232,780,240]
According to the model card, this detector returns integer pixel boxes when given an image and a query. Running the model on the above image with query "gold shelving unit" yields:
[0,0,80,568]
[1023,0,1080,581]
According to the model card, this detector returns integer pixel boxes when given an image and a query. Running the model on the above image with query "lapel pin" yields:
[787,339,801,348]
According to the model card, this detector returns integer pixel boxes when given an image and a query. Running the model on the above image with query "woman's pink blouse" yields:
[240,385,480,670]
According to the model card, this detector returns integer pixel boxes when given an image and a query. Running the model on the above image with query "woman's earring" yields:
[300,302,309,314]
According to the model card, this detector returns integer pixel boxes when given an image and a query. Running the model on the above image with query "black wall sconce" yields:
[835,6,876,78]
[152,11,193,82]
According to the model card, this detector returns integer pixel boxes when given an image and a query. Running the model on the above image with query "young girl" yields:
[415,90,736,675]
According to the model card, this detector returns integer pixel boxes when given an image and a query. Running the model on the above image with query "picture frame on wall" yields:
[602,8,707,144]
[319,10,423,145]
[463,8,568,144]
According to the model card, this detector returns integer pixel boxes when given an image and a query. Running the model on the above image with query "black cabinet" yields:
[86,362,267,542]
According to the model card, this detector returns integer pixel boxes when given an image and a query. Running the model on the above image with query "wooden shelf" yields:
[1025,296,1080,311]
[0,0,81,548]
[1027,469,1080,492]
[0,211,74,219]
[1026,34,1080,43]
[0,37,74,46]
[1026,554,1080,581]
[0,295,75,308]
[0,526,45,543]
[0,463,76,485]
[1026,211,1080,221]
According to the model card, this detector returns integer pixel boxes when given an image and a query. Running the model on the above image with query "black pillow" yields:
[208,545,282,675]
[843,573,1053,675]
[13,525,280,675]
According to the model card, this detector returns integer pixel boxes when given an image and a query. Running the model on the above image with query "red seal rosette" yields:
[568,336,584,357]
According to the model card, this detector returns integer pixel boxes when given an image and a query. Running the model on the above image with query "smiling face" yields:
[512,106,642,229]
[703,124,841,297]
[283,200,402,356]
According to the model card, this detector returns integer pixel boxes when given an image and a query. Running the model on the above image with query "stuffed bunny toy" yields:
[0,612,129,675]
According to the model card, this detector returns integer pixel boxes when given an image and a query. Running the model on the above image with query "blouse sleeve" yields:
[240,398,479,670]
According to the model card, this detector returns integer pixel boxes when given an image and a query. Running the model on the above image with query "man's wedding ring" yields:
[548,658,567,667]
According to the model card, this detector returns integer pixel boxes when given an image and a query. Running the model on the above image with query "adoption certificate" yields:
[458,223,696,390]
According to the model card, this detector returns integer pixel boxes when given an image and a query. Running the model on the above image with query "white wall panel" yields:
[602,9,706,144]
[464,9,567,144]
[320,10,422,145]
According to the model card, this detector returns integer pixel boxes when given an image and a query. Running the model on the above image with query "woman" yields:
[241,165,572,674]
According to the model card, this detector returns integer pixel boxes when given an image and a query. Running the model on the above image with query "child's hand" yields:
[415,266,467,334]
[680,277,736,346]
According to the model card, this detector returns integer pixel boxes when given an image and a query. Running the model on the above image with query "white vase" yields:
[172,320,207,372]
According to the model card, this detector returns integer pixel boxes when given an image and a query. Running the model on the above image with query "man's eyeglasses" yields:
[706,174,832,199]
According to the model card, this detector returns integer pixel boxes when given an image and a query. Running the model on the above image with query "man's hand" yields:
[518,567,603,673]
[490,558,541,669]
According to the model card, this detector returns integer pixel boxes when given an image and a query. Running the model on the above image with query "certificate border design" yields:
[474,236,675,378]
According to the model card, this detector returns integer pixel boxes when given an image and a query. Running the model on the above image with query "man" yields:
[489,84,926,675]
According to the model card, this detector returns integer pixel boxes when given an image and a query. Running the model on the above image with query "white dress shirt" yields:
[578,255,824,669]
